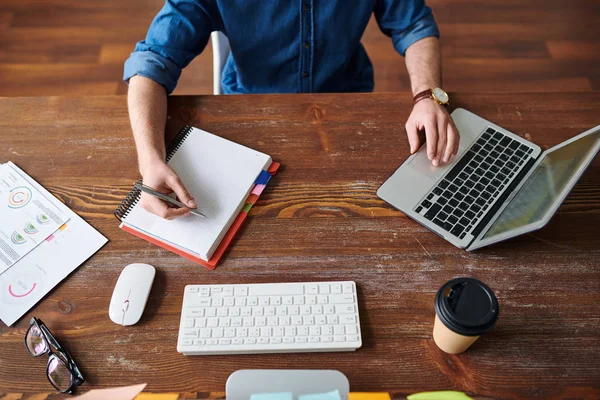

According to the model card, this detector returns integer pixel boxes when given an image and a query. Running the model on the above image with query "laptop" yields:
[377,108,600,250]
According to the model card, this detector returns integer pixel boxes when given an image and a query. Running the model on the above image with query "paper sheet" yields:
[0,162,107,326]
[0,164,68,272]
[349,394,391,400]
[407,391,472,400]
[298,390,341,400]
[73,383,147,400]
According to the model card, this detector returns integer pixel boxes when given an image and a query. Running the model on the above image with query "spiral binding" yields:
[113,126,195,221]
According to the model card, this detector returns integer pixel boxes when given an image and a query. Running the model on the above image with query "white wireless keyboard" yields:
[177,281,362,355]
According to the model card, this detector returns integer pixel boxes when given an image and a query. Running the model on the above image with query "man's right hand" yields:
[139,159,197,220]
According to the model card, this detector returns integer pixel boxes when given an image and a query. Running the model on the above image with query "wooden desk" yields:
[0,93,599,400]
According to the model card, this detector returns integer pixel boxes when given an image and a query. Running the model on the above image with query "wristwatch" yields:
[413,87,449,107]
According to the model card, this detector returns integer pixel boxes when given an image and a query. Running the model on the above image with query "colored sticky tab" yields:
[136,394,179,400]
[267,161,281,174]
[407,391,472,400]
[255,169,271,185]
[242,203,253,213]
[250,393,293,400]
[45,234,54,242]
[299,390,341,400]
[349,394,391,400]
[59,224,67,231]
[247,193,260,204]
[252,184,267,196]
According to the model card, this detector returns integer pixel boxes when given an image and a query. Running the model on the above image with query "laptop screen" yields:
[482,129,600,239]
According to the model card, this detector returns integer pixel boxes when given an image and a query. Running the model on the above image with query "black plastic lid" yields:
[435,277,499,336]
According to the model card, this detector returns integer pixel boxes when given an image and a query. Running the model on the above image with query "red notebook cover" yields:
[119,162,280,270]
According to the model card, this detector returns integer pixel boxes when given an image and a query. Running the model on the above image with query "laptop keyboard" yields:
[415,127,534,239]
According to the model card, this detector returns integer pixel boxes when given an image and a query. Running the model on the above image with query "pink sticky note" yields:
[73,383,147,400]
[251,184,266,196]
[45,234,54,242]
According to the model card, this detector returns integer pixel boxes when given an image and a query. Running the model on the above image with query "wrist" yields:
[138,151,166,176]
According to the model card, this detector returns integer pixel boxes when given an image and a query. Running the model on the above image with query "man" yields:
[124,0,459,219]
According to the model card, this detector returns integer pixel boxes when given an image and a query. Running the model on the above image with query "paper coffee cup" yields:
[433,277,499,354]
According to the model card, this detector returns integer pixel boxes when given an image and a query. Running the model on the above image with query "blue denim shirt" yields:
[124,0,439,94]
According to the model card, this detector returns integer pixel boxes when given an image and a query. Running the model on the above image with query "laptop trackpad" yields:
[407,146,467,182]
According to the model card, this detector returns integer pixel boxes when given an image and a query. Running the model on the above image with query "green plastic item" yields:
[407,391,473,400]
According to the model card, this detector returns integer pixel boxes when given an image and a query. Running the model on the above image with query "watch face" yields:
[432,87,449,104]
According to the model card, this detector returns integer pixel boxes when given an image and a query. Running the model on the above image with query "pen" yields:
[134,183,206,218]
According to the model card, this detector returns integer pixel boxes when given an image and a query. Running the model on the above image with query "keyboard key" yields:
[449,198,459,207]
[469,189,480,198]
[424,203,442,220]
[438,211,449,220]
[439,180,450,189]
[465,210,476,220]
[458,186,469,195]
[465,179,475,189]
[433,186,443,195]
[442,190,453,199]
[455,193,465,201]
[451,224,465,237]
[500,136,511,146]
[445,150,476,182]
[447,215,458,225]
[509,140,520,150]
[437,197,448,205]
[449,183,459,192]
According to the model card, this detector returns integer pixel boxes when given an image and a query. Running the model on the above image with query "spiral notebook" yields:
[114,126,279,269]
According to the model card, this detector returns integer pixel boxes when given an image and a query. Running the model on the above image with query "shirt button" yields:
[303,3,310,11]
[302,72,309,78]
[304,42,310,49]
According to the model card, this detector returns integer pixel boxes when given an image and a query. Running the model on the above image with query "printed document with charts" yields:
[0,162,107,326]
[0,164,68,272]
[117,127,273,265]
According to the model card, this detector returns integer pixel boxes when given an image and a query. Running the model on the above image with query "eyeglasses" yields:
[24,317,85,393]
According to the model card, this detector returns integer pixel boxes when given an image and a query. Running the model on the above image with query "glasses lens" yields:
[26,325,48,356]
[47,356,73,392]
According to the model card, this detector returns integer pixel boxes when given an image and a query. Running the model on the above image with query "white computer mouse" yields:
[109,263,156,326]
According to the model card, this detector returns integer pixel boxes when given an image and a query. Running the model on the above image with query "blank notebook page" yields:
[122,127,272,260]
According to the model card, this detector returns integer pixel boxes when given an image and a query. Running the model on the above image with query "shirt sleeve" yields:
[374,0,440,57]
[123,0,220,94]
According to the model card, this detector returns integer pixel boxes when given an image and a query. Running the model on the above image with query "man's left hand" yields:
[405,99,460,166]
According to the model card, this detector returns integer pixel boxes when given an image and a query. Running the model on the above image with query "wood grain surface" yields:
[0,93,599,400]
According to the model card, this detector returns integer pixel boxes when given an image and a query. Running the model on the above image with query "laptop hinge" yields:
[471,157,537,238]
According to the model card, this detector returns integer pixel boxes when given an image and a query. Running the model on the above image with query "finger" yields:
[450,119,461,156]
[445,122,459,162]
[149,196,190,220]
[436,117,448,165]
[166,174,196,208]
[423,117,439,164]
[405,120,420,154]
